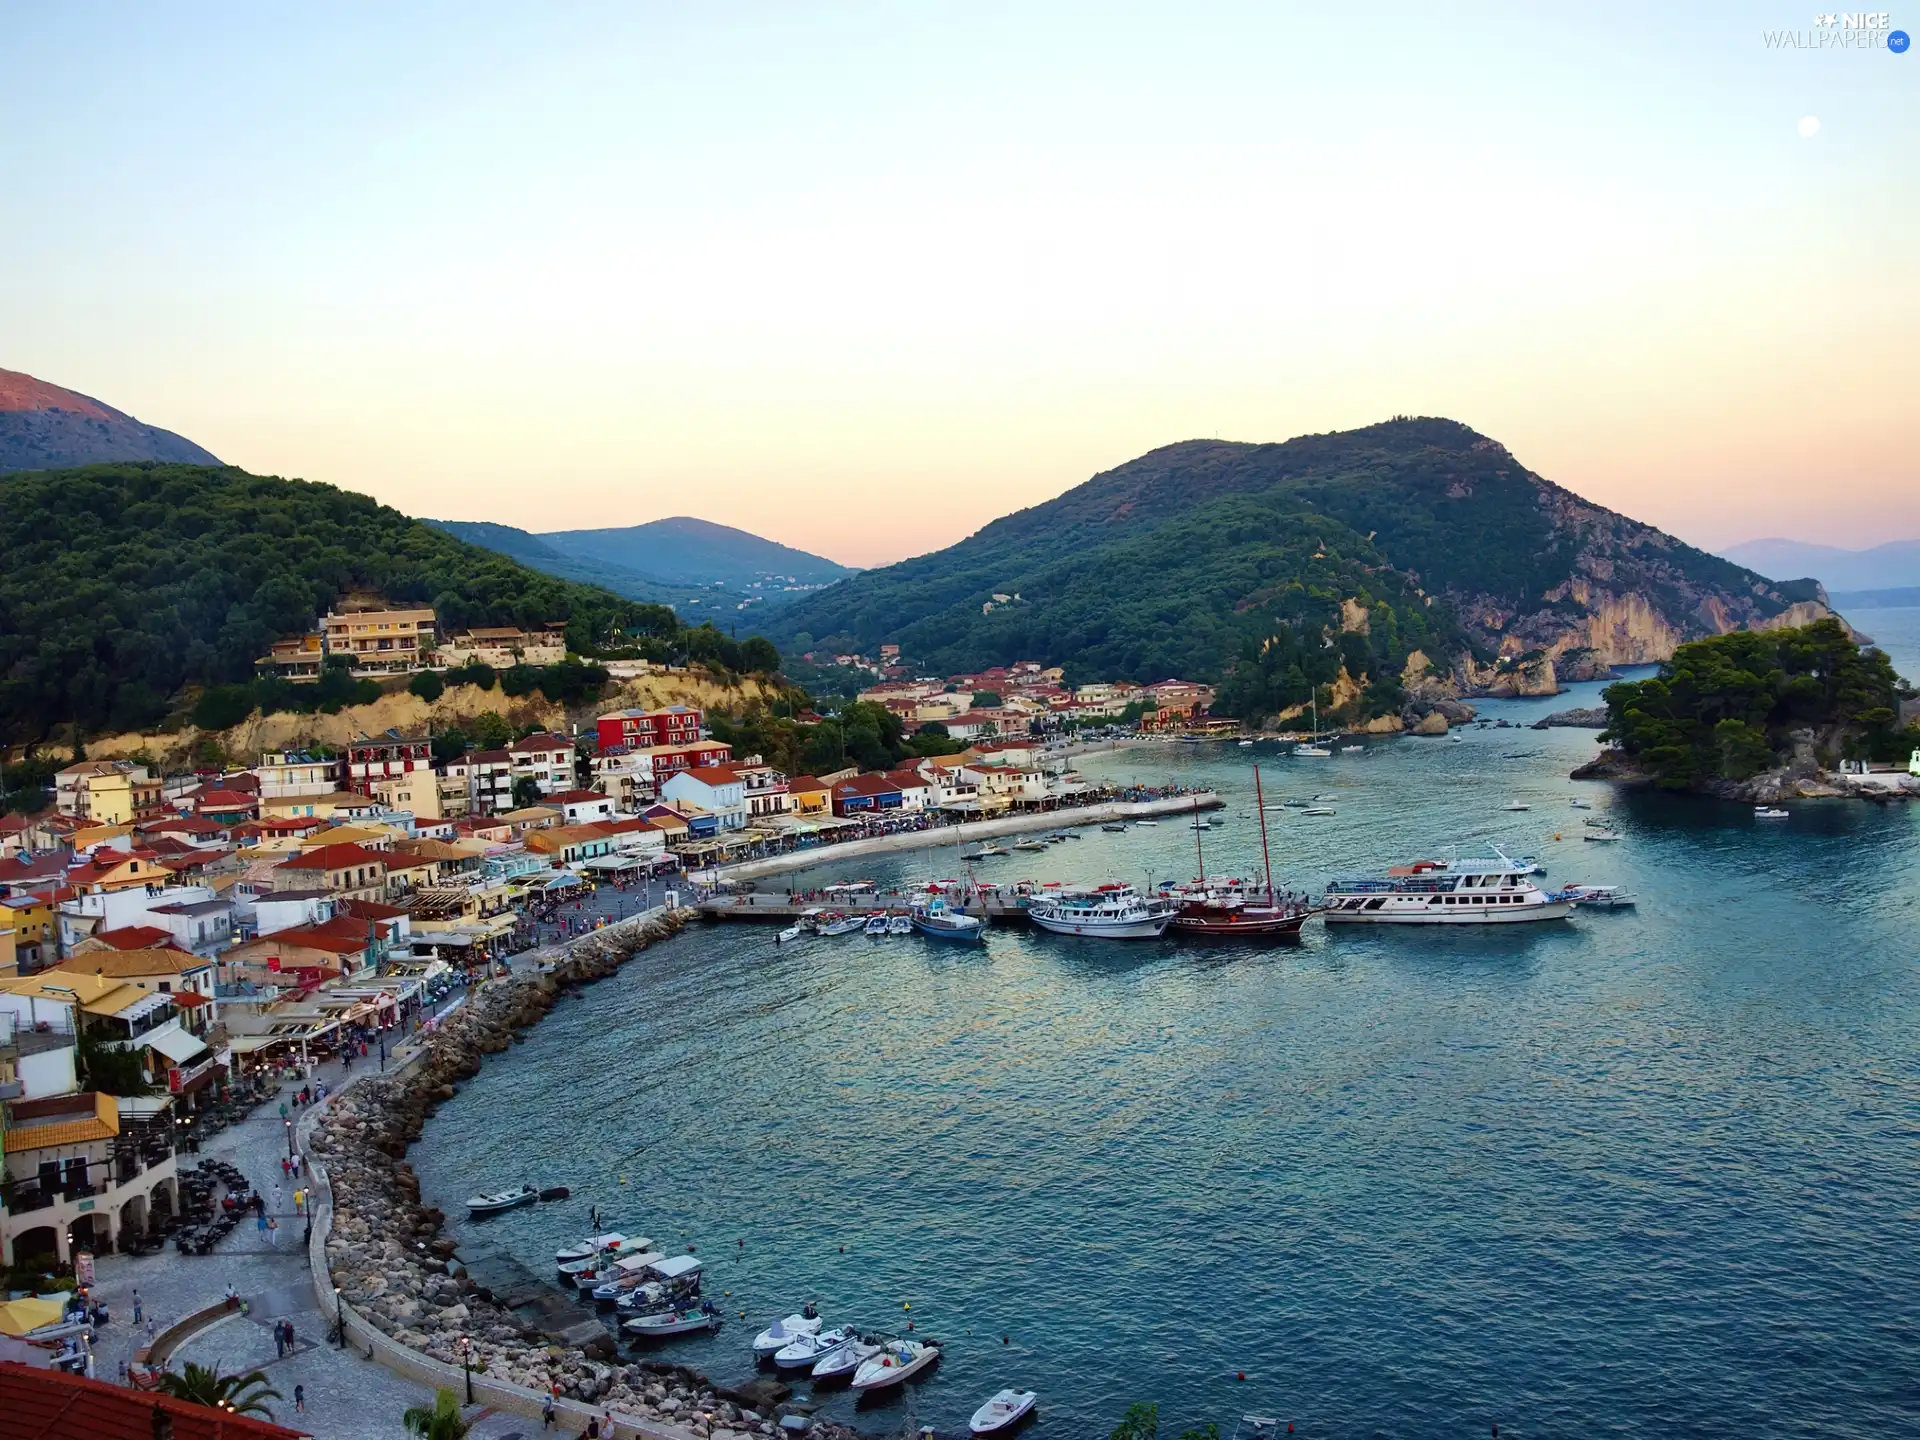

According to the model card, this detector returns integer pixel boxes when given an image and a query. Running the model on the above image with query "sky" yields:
[2,2,1916,568]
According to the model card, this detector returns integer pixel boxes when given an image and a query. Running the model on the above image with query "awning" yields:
[582,854,644,871]
[146,1028,209,1065]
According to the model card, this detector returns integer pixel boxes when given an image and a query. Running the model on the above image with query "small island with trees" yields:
[1577,619,1920,801]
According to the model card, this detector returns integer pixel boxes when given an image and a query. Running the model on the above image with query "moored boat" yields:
[1101,822,1127,832]
[1323,850,1574,925]
[1755,806,1789,819]
[851,1339,941,1390]
[467,1185,538,1217]
[1026,882,1175,939]
[887,912,913,935]
[812,1338,881,1382]
[816,912,866,936]
[774,1324,860,1371]
[556,1231,628,1265]
[560,1234,654,1275]
[624,1302,722,1339]
[971,1389,1039,1434]
[1566,884,1636,908]
[752,1310,823,1357]
[910,897,986,944]
[863,912,889,936]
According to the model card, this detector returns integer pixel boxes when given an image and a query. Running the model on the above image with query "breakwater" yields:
[304,909,858,1440]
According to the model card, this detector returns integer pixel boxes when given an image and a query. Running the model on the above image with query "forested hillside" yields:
[768,418,1821,699]
[0,463,773,743]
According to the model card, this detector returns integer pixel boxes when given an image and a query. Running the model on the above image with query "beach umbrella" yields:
[0,1297,67,1336]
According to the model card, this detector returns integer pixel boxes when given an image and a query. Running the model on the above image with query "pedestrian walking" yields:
[275,1324,286,1358]
[131,1288,142,1324]
[257,1213,268,1241]
[294,1384,306,1413]
[542,1390,556,1429]
[294,1188,305,1215]
[268,1216,279,1247]
[272,1184,282,1212]
[146,1315,157,1341]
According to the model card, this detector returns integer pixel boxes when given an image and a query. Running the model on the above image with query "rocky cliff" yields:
[0,367,221,473]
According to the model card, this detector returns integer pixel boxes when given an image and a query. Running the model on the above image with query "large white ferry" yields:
[1026,882,1176,939]
[1322,851,1573,925]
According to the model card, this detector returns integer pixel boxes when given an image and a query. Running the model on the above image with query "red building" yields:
[341,729,431,795]
[595,706,705,753]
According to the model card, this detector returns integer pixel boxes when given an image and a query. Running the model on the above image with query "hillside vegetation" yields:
[1598,619,1918,788]
[768,418,1818,701]
[0,463,777,744]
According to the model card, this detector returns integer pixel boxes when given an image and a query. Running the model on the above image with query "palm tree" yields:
[155,1363,281,1418]
[402,1388,473,1440]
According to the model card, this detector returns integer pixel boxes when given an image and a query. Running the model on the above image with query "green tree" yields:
[740,636,781,673]
[402,1389,473,1440]
[511,777,543,810]
[156,1364,281,1419]
[409,671,445,703]
[971,690,1003,707]
[469,712,514,750]
[77,1033,153,1097]
[1111,1404,1159,1440]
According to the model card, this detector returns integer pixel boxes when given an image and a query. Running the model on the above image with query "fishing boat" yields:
[773,1325,860,1371]
[574,1249,665,1292]
[863,913,890,936]
[624,1302,722,1339]
[971,1389,1040,1434]
[851,1339,941,1390]
[1168,777,1315,939]
[886,912,913,935]
[910,896,986,944]
[1323,848,1574,925]
[466,1185,538,1217]
[752,1310,823,1357]
[559,1235,654,1276]
[812,1338,882,1381]
[613,1256,704,1314]
[1566,884,1636,908]
[556,1231,629,1265]
[1027,882,1175,939]
[1755,806,1789,819]
[816,912,866,937]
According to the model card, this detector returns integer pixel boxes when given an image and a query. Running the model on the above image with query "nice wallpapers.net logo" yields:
[1764,11,1911,49]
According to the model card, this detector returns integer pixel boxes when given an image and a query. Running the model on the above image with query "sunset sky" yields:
[4,2,1915,567]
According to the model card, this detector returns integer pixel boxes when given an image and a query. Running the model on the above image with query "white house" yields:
[659,767,749,831]
[509,733,578,796]
[254,751,336,799]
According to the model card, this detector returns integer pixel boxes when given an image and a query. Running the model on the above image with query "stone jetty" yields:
[308,910,862,1439]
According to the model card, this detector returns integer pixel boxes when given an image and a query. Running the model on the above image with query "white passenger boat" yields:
[624,1303,722,1339]
[752,1311,823,1357]
[812,1338,881,1381]
[1755,806,1789,819]
[773,1324,859,1371]
[851,1339,941,1390]
[1323,850,1574,925]
[466,1185,538,1217]
[971,1389,1039,1434]
[1026,882,1175,939]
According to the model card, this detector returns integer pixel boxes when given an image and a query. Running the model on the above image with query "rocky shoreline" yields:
[308,912,863,1440]
[1570,749,1916,803]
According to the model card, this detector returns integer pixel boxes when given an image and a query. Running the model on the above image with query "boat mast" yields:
[1254,763,1275,905]
[1193,793,1206,884]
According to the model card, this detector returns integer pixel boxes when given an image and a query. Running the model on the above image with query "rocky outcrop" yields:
[1460,652,1558,698]
[1410,710,1450,736]
[1531,706,1607,730]
[309,913,860,1440]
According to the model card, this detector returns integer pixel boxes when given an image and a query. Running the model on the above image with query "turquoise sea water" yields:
[413,676,1920,1437]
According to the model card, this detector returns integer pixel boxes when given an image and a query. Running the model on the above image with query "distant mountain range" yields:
[1719,537,1920,607]
[428,516,853,613]
[765,418,1829,714]
[1,367,221,473]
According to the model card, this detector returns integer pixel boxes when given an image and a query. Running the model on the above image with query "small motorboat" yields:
[1294,744,1332,758]
[1583,827,1622,843]
[1238,739,1254,747]
[752,1310,823,1357]
[466,1185,538,1217]
[812,1338,881,1381]
[1341,745,1365,753]
[1281,798,1308,809]
[1569,797,1592,809]
[773,1324,859,1371]
[863,913,890,936]
[817,912,866,936]
[1013,839,1048,852]
[1755,806,1789,820]
[1302,806,1336,817]
[1583,815,1611,827]
[1566,884,1636,908]
[1189,820,1210,830]
[852,1339,941,1390]
[886,912,913,935]
[1134,819,1159,827]
[1101,822,1126,832]
[1503,801,1531,811]
[560,1235,654,1276]
[589,1251,672,1304]
[556,1231,628,1265]
[777,924,805,944]
[624,1303,722,1339]
[971,1389,1039,1435]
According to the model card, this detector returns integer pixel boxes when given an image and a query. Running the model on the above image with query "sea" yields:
[411,660,1920,1439]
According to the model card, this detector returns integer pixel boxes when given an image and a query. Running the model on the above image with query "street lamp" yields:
[283,1119,293,1159]
[332,1286,344,1347]
[459,1334,474,1403]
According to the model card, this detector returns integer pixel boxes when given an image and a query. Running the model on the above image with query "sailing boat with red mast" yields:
[1168,765,1315,939]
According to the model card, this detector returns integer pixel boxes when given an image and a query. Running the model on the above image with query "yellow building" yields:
[787,777,833,819]
[0,896,55,972]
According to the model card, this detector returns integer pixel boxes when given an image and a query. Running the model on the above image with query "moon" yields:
[1798,115,1821,138]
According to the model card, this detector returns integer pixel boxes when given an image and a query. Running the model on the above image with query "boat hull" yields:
[1169,911,1311,939]
[1322,899,1574,924]
[852,1349,939,1390]
[1028,912,1171,939]
[971,1391,1039,1434]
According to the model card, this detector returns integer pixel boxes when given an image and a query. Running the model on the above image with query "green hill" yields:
[0,463,759,743]
[423,518,717,609]
[767,418,1823,709]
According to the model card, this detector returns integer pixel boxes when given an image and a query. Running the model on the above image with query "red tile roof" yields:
[89,925,175,950]
[508,732,572,752]
[0,1361,308,1439]
[547,789,606,805]
[275,843,389,872]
